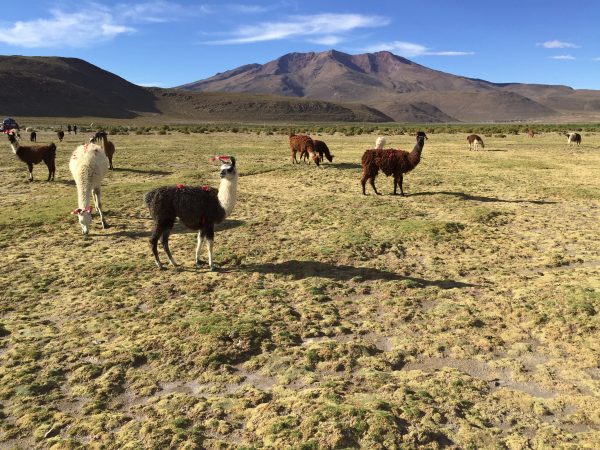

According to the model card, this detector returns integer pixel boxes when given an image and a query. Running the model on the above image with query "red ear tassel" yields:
[209,155,231,163]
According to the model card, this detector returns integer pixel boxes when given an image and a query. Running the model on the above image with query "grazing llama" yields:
[567,132,581,146]
[144,156,239,270]
[467,134,484,151]
[69,142,110,235]
[290,134,320,166]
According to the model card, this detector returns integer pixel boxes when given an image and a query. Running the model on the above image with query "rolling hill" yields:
[0,55,390,123]
[179,49,600,123]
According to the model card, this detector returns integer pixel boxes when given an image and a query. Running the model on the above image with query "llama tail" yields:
[143,190,157,207]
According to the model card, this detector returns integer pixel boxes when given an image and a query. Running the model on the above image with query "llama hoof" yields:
[209,264,219,272]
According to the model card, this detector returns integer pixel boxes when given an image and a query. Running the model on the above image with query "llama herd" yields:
[3,127,588,270]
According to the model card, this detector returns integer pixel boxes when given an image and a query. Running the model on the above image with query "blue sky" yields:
[1,0,599,89]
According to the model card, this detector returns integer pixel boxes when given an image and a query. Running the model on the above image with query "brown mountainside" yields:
[180,49,600,122]
[0,55,391,122]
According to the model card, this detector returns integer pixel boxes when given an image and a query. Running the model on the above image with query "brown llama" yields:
[361,135,426,195]
[91,131,116,169]
[6,130,56,181]
[57,130,65,142]
[289,134,320,166]
[528,129,535,138]
[301,139,334,163]
[467,134,484,150]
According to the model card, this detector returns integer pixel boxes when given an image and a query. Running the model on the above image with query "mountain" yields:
[0,56,159,118]
[179,49,600,122]
[0,55,390,122]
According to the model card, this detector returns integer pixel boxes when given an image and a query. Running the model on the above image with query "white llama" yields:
[69,142,110,235]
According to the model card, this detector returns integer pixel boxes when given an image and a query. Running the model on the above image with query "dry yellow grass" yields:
[0,130,598,449]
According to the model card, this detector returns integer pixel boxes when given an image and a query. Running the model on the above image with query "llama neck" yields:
[218,176,238,218]
[9,141,19,154]
[77,183,92,209]
[409,141,424,165]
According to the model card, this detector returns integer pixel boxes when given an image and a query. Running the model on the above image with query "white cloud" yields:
[0,1,207,48]
[0,7,134,48]
[207,13,388,44]
[117,1,212,23]
[593,57,600,61]
[550,55,576,60]
[136,82,164,87]
[363,41,473,57]
[539,40,580,49]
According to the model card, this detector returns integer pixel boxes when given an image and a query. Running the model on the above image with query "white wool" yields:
[217,163,238,218]
[69,143,109,208]
[375,136,386,149]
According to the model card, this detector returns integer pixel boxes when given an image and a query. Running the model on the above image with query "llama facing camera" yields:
[144,155,239,271]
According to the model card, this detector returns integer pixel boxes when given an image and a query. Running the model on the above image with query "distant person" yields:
[73,125,78,134]
[67,124,72,134]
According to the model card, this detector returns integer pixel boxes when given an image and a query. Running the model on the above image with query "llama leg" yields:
[393,175,400,195]
[27,163,33,182]
[161,229,178,267]
[93,188,109,229]
[109,156,113,170]
[195,230,206,267]
[369,176,380,195]
[150,224,166,270]
[399,174,405,196]
[205,225,216,270]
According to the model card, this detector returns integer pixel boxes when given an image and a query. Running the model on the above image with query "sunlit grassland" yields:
[0,130,598,449]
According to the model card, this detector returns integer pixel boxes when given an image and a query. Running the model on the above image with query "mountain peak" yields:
[176,49,600,122]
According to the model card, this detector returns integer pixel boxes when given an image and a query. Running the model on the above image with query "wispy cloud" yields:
[136,81,164,87]
[593,57,600,61]
[539,40,580,49]
[206,13,388,44]
[117,1,212,23]
[363,41,474,57]
[550,55,576,60]
[0,1,206,48]
[0,7,134,48]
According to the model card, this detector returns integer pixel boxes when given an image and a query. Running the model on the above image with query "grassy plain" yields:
[0,130,598,449]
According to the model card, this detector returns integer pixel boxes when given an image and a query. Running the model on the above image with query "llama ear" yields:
[229,156,236,167]
[83,206,93,213]
[71,208,82,215]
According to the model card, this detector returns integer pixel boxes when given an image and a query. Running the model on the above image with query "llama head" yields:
[6,130,19,143]
[71,206,93,235]
[311,152,320,166]
[217,156,237,179]
[416,131,428,140]
[325,153,334,163]
[416,135,427,146]
[375,137,386,149]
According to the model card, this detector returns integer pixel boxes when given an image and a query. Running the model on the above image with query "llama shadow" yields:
[411,191,556,205]
[333,163,363,170]
[112,167,173,176]
[49,179,75,186]
[241,260,479,289]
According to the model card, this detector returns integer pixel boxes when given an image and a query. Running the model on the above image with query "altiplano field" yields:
[0,130,599,449]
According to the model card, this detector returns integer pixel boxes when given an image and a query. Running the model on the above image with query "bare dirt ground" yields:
[0,130,598,449]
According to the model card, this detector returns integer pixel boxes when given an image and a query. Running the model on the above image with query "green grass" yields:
[0,129,598,449]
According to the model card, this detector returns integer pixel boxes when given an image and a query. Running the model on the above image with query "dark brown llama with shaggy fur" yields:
[301,139,334,163]
[6,130,56,181]
[361,135,426,195]
[290,134,320,166]
[144,156,238,271]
